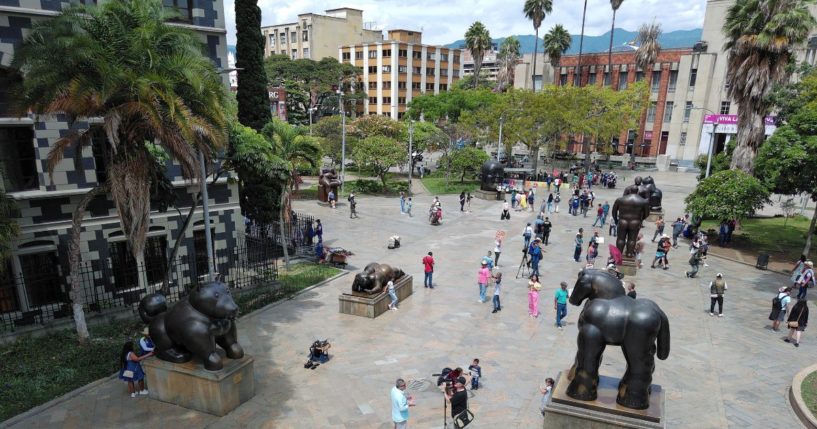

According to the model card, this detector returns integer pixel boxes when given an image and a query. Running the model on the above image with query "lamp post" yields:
[408,120,415,196]
[338,86,347,195]
[198,151,215,280]
[497,115,504,162]
[705,121,718,178]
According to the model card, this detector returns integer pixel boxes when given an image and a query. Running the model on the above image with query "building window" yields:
[618,72,628,89]
[355,51,363,60]
[368,66,378,73]
[636,71,644,82]
[689,68,697,87]
[425,83,434,91]
[651,71,661,92]
[302,30,308,42]
[398,97,407,104]
[398,81,407,89]
[684,101,692,123]
[269,34,275,48]
[560,74,568,86]
[383,65,391,73]
[290,32,296,43]
[291,49,297,60]
[668,70,678,93]
[368,81,377,89]
[383,81,391,89]
[342,52,351,61]
[603,72,611,86]
[163,0,192,22]
[368,97,377,104]
[398,65,407,73]
[440,53,449,62]
[0,127,38,192]
[303,48,310,59]
[91,129,109,184]
[720,101,731,114]
[19,251,63,307]
[411,82,421,90]
[664,101,674,122]
[368,50,377,59]
[646,102,657,122]
[679,132,687,146]
[397,112,405,119]
[453,55,460,63]
[399,49,407,58]
[412,66,422,74]
[412,51,422,60]
[440,84,448,91]
[441,69,448,77]
[383,97,391,104]
[427,52,436,61]
[383,49,392,57]
[280,34,286,44]
[426,68,435,76]
[587,73,596,85]
[193,229,214,278]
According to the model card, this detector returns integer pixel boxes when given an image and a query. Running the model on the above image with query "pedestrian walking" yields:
[627,282,637,299]
[459,191,466,212]
[555,281,569,328]
[652,217,665,242]
[553,193,561,213]
[609,218,617,237]
[573,232,583,262]
[791,255,807,286]
[328,189,336,209]
[785,299,809,347]
[671,218,685,247]
[529,238,543,276]
[542,217,552,246]
[770,287,793,331]
[482,251,494,270]
[466,192,472,212]
[528,274,542,318]
[546,193,554,214]
[348,192,358,219]
[601,201,610,226]
[511,189,518,209]
[651,235,669,269]
[708,273,727,316]
[492,272,503,313]
[501,199,510,220]
[315,219,323,243]
[634,234,645,269]
[391,378,415,428]
[494,238,503,267]
[523,223,534,250]
[399,192,406,214]
[406,197,413,217]
[592,204,604,227]
[422,252,434,288]
[686,249,702,278]
[478,261,491,303]
[797,261,814,300]
[586,242,598,266]
[527,189,535,212]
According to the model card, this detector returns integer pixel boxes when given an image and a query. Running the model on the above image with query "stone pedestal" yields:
[339,275,413,318]
[543,371,665,429]
[619,256,638,276]
[646,210,664,222]
[473,189,504,201]
[143,351,255,416]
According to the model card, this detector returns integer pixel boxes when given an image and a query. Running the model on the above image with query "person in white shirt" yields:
[390,378,415,428]
[494,239,503,267]
[772,287,793,331]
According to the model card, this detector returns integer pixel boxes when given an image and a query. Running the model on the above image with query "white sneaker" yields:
[704,263,710,267]
[139,390,149,395]
[130,393,137,398]
[709,313,714,316]
[718,313,723,317]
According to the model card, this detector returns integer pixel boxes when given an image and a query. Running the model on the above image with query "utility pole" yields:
[497,115,504,161]
[705,122,717,178]
[339,85,347,195]
[408,120,414,196]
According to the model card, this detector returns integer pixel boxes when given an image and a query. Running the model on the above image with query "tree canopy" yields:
[352,136,405,188]
[684,170,770,223]
[235,0,271,131]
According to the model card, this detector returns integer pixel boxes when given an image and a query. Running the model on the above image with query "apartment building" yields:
[262,7,383,61]
[0,1,241,327]
[339,30,463,119]
[461,44,500,81]
[514,53,555,91]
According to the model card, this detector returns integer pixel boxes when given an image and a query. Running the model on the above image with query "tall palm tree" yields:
[465,21,493,89]
[497,36,522,91]
[544,24,572,74]
[12,0,227,343]
[724,0,816,173]
[607,0,625,80]
[523,0,554,92]
[575,0,589,85]
[634,22,661,156]
[261,119,320,267]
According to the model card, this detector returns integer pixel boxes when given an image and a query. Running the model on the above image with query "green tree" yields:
[352,136,405,188]
[523,0,553,92]
[684,170,770,223]
[464,22,492,89]
[634,21,661,88]
[12,0,227,344]
[544,24,572,69]
[0,190,19,271]
[313,115,354,167]
[496,37,522,91]
[350,115,405,140]
[235,0,271,131]
[607,0,625,74]
[445,146,490,182]
[401,121,447,154]
[694,140,735,180]
[723,0,816,173]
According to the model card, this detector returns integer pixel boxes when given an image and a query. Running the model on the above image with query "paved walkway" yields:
[5,171,811,429]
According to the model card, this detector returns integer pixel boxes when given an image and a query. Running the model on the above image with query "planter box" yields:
[338,275,412,318]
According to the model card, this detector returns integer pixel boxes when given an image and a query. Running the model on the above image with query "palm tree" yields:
[523,0,553,92]
[634,22,661,156]
[465,21,493,89]
[544,24,572,74]
[724,0,816,173]
[575,0,589,85]
[12,0,227,343]
[497,37,522,91]
[261,119,320,267]
[607,0,625,79]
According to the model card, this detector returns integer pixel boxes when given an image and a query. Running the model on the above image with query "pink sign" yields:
[704,114,775,125]
[644,131,653,140]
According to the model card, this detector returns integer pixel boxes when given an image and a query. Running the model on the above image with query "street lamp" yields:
[338,85,347,195]
[408,120,415,196]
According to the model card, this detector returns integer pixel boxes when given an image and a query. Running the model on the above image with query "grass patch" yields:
[802,371,817,419]
[0,263,339,423]
[700,215,814,260]
[421,176,480,195]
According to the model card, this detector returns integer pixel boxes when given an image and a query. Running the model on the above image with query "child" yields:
[469,358,482,390]
[119,341,153,398]
[540,377,555,415]
[492,272,502,313]
[386,280,398,310]
[406,197,413,217]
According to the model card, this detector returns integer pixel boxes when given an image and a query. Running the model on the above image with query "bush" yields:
[347,179,408,195]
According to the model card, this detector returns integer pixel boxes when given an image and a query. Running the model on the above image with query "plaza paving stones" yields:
[4,171,812,429]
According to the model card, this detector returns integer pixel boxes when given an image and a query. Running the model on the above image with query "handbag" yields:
[122,370,135,378]
[453,408,474,429]
[789,305,806,329]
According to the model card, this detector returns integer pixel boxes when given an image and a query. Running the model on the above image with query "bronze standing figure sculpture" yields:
[567,269,670,409]
[611,186,650,257]
[641,176,663,212]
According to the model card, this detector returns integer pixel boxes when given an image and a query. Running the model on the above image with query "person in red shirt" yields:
[423,252,435,288]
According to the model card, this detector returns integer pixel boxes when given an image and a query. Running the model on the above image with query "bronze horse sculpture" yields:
[567,269,670,409]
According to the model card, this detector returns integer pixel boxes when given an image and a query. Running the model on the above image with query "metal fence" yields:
[245,211,318,258]
[0,238,279,333]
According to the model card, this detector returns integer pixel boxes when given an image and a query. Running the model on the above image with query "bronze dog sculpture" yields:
[567,269,670,409]
[352,262,405,294]
[139,281,244,371]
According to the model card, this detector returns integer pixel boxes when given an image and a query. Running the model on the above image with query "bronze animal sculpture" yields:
[611,186,650,257]
[567,269,670,410]
[480,160,505,192]
[641,176,663,211]
[139,281,243,371]
[352,262,405,294]
[318,169,341,202]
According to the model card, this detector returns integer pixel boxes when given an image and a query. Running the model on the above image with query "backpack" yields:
[772,296,782,310]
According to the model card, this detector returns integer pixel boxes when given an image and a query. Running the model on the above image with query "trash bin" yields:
[756,253,770,270]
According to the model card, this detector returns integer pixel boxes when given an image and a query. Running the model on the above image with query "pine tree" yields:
[235,0,271,131]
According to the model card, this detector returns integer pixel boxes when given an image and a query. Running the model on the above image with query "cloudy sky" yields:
[224,0,708,46]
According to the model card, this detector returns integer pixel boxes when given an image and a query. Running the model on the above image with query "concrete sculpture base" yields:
[473,189,504,201]
[143,352,255,416]
[339,275,412,318]
[619,256,638,276]
[543,371,665,429]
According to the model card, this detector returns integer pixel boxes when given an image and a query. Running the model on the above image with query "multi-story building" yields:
[0,1,242,327]
[461,44,500,81]
[262,7,383,61]
[555,48,696,163]
[339,30,463,120]
[514,52,556,91]
[269,87,288,121]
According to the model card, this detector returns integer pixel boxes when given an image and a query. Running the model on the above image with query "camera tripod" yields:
[516,251,530,279]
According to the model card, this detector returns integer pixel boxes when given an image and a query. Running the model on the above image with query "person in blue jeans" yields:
[554,281,569,328]
[422,252,434,288]
[529,239,543,277]
[573,232,583,262]
[386,281,399,310]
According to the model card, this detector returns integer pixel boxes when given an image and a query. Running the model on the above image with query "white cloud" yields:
[224,0,707,46]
